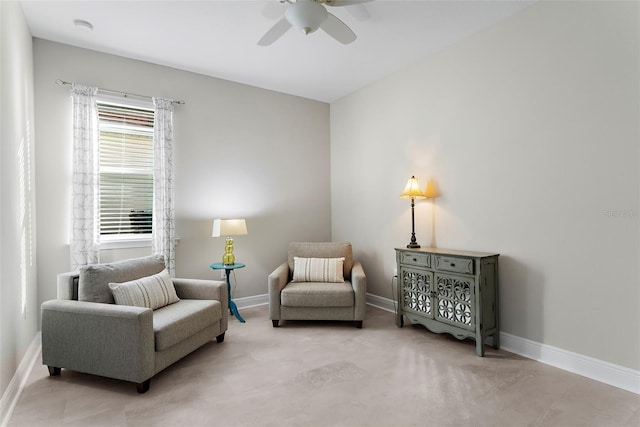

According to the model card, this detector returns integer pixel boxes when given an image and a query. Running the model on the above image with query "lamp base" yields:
[407,242,421,249]
[222,237,235,265]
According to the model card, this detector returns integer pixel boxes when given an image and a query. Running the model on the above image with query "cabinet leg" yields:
[396,313,404,328]
[475,334,485,357]
[493,333,500,350]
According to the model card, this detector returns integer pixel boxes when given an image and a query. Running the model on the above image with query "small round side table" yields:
[210,262,246,323]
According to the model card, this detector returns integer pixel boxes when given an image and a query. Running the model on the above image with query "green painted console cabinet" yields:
[395,247,500,356]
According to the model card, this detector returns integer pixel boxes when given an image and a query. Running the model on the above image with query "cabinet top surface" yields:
[395,247,499,258]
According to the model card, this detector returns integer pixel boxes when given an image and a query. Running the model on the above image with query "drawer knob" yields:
[450,263,455,267]
[412,258,417,262]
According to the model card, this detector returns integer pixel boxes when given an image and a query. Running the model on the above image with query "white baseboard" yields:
[235,293,268,309]
[500,332,640,395]
[369,294,640,395]
[235,293,399,313]
[366,293,396,313]
[0,332,41,427]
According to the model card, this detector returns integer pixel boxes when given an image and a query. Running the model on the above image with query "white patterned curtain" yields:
[152,98,176,275]
[70,83,100,270]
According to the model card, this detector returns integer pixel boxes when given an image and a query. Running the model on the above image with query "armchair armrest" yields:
[172,278,228,333]
[57,272,79,300]
[268,262,289,319]
[41,299,154,384]
[351,261,367,321]
[172,278,227,301]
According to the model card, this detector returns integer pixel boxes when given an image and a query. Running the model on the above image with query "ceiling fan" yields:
[258,0,372,46]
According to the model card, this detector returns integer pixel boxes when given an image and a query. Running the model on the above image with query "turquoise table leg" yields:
[225,269,245,323]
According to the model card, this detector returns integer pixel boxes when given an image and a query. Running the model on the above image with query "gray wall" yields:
[0,1,39,396]
[33,40,331,305]
[4,0,638,399]
[330,0,639,371]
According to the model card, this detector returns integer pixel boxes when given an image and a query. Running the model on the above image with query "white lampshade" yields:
[212,219,248,237]
[285,0,328,34]
[400,176,426,200]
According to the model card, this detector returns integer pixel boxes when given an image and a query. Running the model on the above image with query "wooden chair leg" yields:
[272,320,280,327]
[47,366,61,376]
[216,332,225,343]
[137,379,151,394]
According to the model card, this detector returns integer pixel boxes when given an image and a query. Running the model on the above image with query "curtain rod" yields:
[55,79,185,105]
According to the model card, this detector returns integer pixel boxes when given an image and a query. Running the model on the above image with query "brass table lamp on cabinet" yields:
[400,176,426,248]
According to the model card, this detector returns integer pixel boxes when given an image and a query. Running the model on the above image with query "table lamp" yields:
[400,176,426,248]
[212,218,247,265]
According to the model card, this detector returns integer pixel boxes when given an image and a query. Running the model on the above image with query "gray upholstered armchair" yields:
[41,255,228,393]
[268,242,366,328]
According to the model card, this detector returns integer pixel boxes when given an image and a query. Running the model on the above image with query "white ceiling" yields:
[21,0,534,103]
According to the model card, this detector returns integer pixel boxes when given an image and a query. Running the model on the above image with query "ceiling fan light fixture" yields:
[285,0,328,34]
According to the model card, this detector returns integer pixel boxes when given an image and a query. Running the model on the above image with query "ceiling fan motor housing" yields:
[286,0,328,34]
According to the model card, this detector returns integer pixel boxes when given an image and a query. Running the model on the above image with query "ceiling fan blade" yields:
[324,0,372,21]
[324,0,373,7]
[258,17,292,46]
[321,12,356,44]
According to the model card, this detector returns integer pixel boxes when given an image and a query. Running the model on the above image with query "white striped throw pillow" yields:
[292,257,345,283]
[109,269,179,310]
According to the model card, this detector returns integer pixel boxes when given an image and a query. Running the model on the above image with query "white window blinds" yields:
[98,101,154,237]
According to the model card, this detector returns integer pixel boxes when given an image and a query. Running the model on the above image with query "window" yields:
[97,99,154,241]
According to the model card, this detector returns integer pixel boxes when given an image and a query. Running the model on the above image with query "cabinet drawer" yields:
[399,252,431,268]
[434,256,474,275]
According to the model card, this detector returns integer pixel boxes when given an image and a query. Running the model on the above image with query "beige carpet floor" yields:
[8,305,640,426]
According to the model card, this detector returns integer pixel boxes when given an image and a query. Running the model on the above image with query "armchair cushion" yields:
[288,242,353,280]
[78,255,165,303]
[153,299,221,351]
[292,257,345,283]
[109,269,179,310]
[281,282,354,307]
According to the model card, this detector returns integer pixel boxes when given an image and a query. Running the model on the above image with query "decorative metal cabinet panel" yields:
[396,248,499,356]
